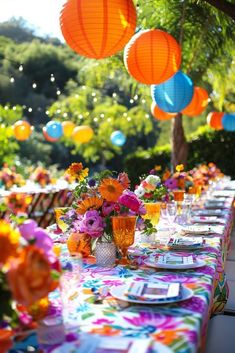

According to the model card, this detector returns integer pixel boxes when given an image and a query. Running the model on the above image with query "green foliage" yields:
[125,126,235,185]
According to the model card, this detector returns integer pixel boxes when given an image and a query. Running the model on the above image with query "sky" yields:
[0,0,66,40]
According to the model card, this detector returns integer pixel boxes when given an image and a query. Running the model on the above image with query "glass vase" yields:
[111,216,137,265]
[95,241,116,267]
[37,315,65,348]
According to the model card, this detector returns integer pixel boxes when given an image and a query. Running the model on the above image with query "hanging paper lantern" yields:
[151,71,194,113]
[124,29,181,85]
[42,127,59,142]
[60,0,137,59]
[45,121,63,139]
[13,120,32,141]
[207,112,224,130]
[151,102,176,121]
[181,87,209,116]
[110,130,126,146]
[72,126,94,143]
[62,121,75,137]
[222,113,235,132]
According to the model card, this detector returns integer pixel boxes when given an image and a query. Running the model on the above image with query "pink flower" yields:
[118,190,146,215]
[102,201,115,216]
[79,210,105,238]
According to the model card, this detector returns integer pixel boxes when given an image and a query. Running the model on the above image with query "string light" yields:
[50,74,55,82]
[63,113,68,118]
[46,110,50,115]
[28,107,33,112]
[130,99,134,104]
[18,65,23,72]
[32,83,37,89]
[10,77,15,83]
[56,89,61,95]
[141,99,146,104]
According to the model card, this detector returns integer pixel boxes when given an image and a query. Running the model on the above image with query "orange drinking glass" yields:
[111,216,137,264]
[142,202,161,227]
[173,190,185,202]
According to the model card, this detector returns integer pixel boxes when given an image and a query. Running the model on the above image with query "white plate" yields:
[110,284,193,305]
[144,258,206,270]
[152,342,174,353]
[181,225,212,235]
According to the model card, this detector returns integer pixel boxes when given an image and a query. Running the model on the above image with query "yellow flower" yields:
[176,164,184,172]
[154,165,162,171]
[65,163,89,181]
[0,221,20,265]
[98,178,124,202]
[76,196,103,215]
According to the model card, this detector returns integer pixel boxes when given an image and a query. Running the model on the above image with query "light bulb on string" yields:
[46,110,50,115]
[50,74,55,82]
[56,89,61,95]
[130,99,134,104]
[32,83,37,89]
[141,99,146,104]
[10,77,15,83]
[4,106,9,110]
[18,65,23,72]
[12,106,16,111]
[28,107,33,113]
[63,113,68,118]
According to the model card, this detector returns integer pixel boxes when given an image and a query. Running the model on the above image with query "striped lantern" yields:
[151,71,194,113]
[124,29,181,84]
[207,112,224,130]
[182,87,209,116]
[60,0,137,59]
[151,102,176,121]
[222,113,235,131]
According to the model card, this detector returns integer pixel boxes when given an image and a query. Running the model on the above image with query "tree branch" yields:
[204,0,235,20]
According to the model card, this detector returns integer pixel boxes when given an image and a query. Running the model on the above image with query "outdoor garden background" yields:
[0,0,235,185]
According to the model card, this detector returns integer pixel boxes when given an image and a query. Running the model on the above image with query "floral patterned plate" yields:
[144,258,206,270]
[110,284,193,305]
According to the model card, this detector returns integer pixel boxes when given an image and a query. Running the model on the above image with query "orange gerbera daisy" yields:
[0,221,20,265]
[98,178,125,202]
[76,196,103,215]
[65,163,89,181]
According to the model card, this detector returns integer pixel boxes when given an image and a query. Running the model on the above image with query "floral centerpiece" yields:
[0,219,61,351]
[163,164,194,192]
[30,166,52,187]
[0,165,25,190]
[134,171,170,236]
[63,163,146,259]
[191,163,223,190]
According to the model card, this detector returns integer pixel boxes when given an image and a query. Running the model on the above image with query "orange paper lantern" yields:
[182,87,209,116]
[60,0,137,59]
[124,29,181,85]
[207,112,224,130]
[13,121,32,141]
[62,121,75,137]
[151,102,176,121]
[42,127,59,142]
[72,126,94,143]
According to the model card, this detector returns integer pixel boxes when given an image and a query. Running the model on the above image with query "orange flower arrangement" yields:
[0,165,25,190]
[5,193,32,215]
[65,162,89,181]
[0,219,61,335]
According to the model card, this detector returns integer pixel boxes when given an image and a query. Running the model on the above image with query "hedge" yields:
[124,126,235,186]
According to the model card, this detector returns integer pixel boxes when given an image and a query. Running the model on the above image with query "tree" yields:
[135,0,235,167]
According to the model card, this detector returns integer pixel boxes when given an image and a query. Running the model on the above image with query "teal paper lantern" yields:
[110,131,126,146]
[222,113,235,131]
[45,121,63,139]
[151,71,194,113]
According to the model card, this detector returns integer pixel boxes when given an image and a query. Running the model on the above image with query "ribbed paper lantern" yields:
[62,121,75,137]
[207,112,224,130]
[60,0,137,59]
[42,127,59,142]
[13,121,32,141]
[182,87,209,116]
[151,102,176,121]
[124,29,181,85]
[222,113,235,131]
[72,126,94,143]
[151,71,194,113]
[110,130,126,146]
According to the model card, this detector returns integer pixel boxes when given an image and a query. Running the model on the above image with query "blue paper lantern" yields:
[110,131,126,146]
[45,121,63,139]
[151,71,194,113]
[222,113,235,131]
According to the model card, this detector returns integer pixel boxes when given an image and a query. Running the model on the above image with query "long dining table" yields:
[10,180,235,353]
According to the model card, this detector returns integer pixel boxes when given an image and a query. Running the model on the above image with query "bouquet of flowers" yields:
[0,219,61,349]
[4,193,33,215]
[134,172,170,202]
[63,163,146,245]
[0,165,25,190]
[163,164,194,192]
[191,163,223,190]
[30,166,52,187]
